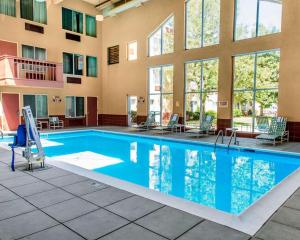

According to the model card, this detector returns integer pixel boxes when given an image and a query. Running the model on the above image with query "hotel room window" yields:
[184,58,219,127]
[23,95,48,119]
[127,41,138,61]
[234,0,282,41]
[149,16,174,57]
[66,96,85,118]
[0,0,16,17]
[22,45,46,60]
[63,53,84,76]
[20,0,47,24]
[185,0,220,49]
[149,65,174,125]
[86,56,97,77]
[233,50,280,132]
[62,7,83,34]
[86,15,96,37]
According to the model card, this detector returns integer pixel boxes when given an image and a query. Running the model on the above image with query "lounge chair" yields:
[49,117,64,130]
[255,116,270,133]
[132,114,157,131]
[152,114,179,133]
[185,115,215,137]
[256,117,289,145]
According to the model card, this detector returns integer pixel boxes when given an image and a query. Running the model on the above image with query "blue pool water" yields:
[2,130,300,214]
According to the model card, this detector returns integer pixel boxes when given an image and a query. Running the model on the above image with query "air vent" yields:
[67,77,81,84]
[108,45,119,65]
[66,33,81,42]
[25,23,44,34]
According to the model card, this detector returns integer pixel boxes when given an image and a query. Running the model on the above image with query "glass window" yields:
[234,0,282,41]
[20,0,47,24]
[233,50,280,132]
[149,65,174,125]
[185,59,219,127]
[22,45,46,60]
[66,96,85,118]
[127,41,138,61]
[86,15,96,37]
[149,16,174,57]
[62,7,83,34]
[23,95,48,119]
[63,52,83,76]
[185,0,220,49]
[0,0,16,17]
[86,56,97,77]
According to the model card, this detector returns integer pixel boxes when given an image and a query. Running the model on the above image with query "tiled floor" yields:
[0,127,300,240]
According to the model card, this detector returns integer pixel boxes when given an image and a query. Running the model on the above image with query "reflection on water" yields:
[43,132,300,215]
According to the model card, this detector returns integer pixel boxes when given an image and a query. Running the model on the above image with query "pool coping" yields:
[2,129,300,235]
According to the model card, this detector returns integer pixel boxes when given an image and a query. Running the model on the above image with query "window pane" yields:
[149,67,161,94]
[234,54,255,90]
[22,45,34,59]
[185,93,201,126]
[21,0,33,21]
[162,66,173,93]
[76,97,84,117]
[256,51,280,89]
[202,92,218,127]
[149,94,161,123]
[258,0,282,37]
[186,0,202,49]
[254,90,278,132]
[86,15,96,37]
[35,47,46,60]
[36,95,48,118]
[86,56,97,77]
[233,91,254,132]
[66,96,75,117]
[162,16,174,54]
[235,0,257,40]
[202,59,218,91]
[203,0,220,46]
[23,95,36,118]
[33,0,47,24]
[185,62,201,92]
[72,11,83,33]
[63,53,73,74]
[127,41,138,61]
[74,54,83,75]
[149,29,162,56]
[0,0,16,17]
[62,8,72,31]
[162,94,173,126]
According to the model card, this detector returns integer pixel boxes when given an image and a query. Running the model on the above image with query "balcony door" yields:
[1,93,20,131]
[87,97,98,126]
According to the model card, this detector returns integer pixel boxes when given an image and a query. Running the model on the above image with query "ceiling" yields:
[81,0,105,5]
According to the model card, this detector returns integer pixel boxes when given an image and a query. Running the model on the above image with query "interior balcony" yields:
[0,55,64,88]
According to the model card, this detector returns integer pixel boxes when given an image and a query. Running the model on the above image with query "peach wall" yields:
[0,0,102,116]
[100,0,300,122]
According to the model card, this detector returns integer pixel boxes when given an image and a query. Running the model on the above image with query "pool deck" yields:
[0,126,300,240]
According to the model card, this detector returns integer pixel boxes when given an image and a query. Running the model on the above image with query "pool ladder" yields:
[214,130,224,149]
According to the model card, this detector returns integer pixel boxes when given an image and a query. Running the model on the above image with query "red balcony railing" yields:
[0,55,64,88]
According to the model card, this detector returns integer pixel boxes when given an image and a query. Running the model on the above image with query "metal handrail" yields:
[214,130,224,149]
[227,130,239,150]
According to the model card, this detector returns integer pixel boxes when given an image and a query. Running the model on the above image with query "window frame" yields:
[86,55,98,77]
[20,0,47,24]
[127,41,138,61]
[148,15,175,57]
[85,14,97,37]
[148,64,174,126]
[184,58,219,127]
[184,0,221,50]
[22,44,47,60]
[0,0,16,17]
[233,0,282,41]
[62,7,83,34]
[232,49,280,132]
[65,96,85,118]
[23,94,48,119]
[63,52,84,76]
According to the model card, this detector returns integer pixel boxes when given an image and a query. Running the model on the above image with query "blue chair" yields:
[9,125,27,171]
